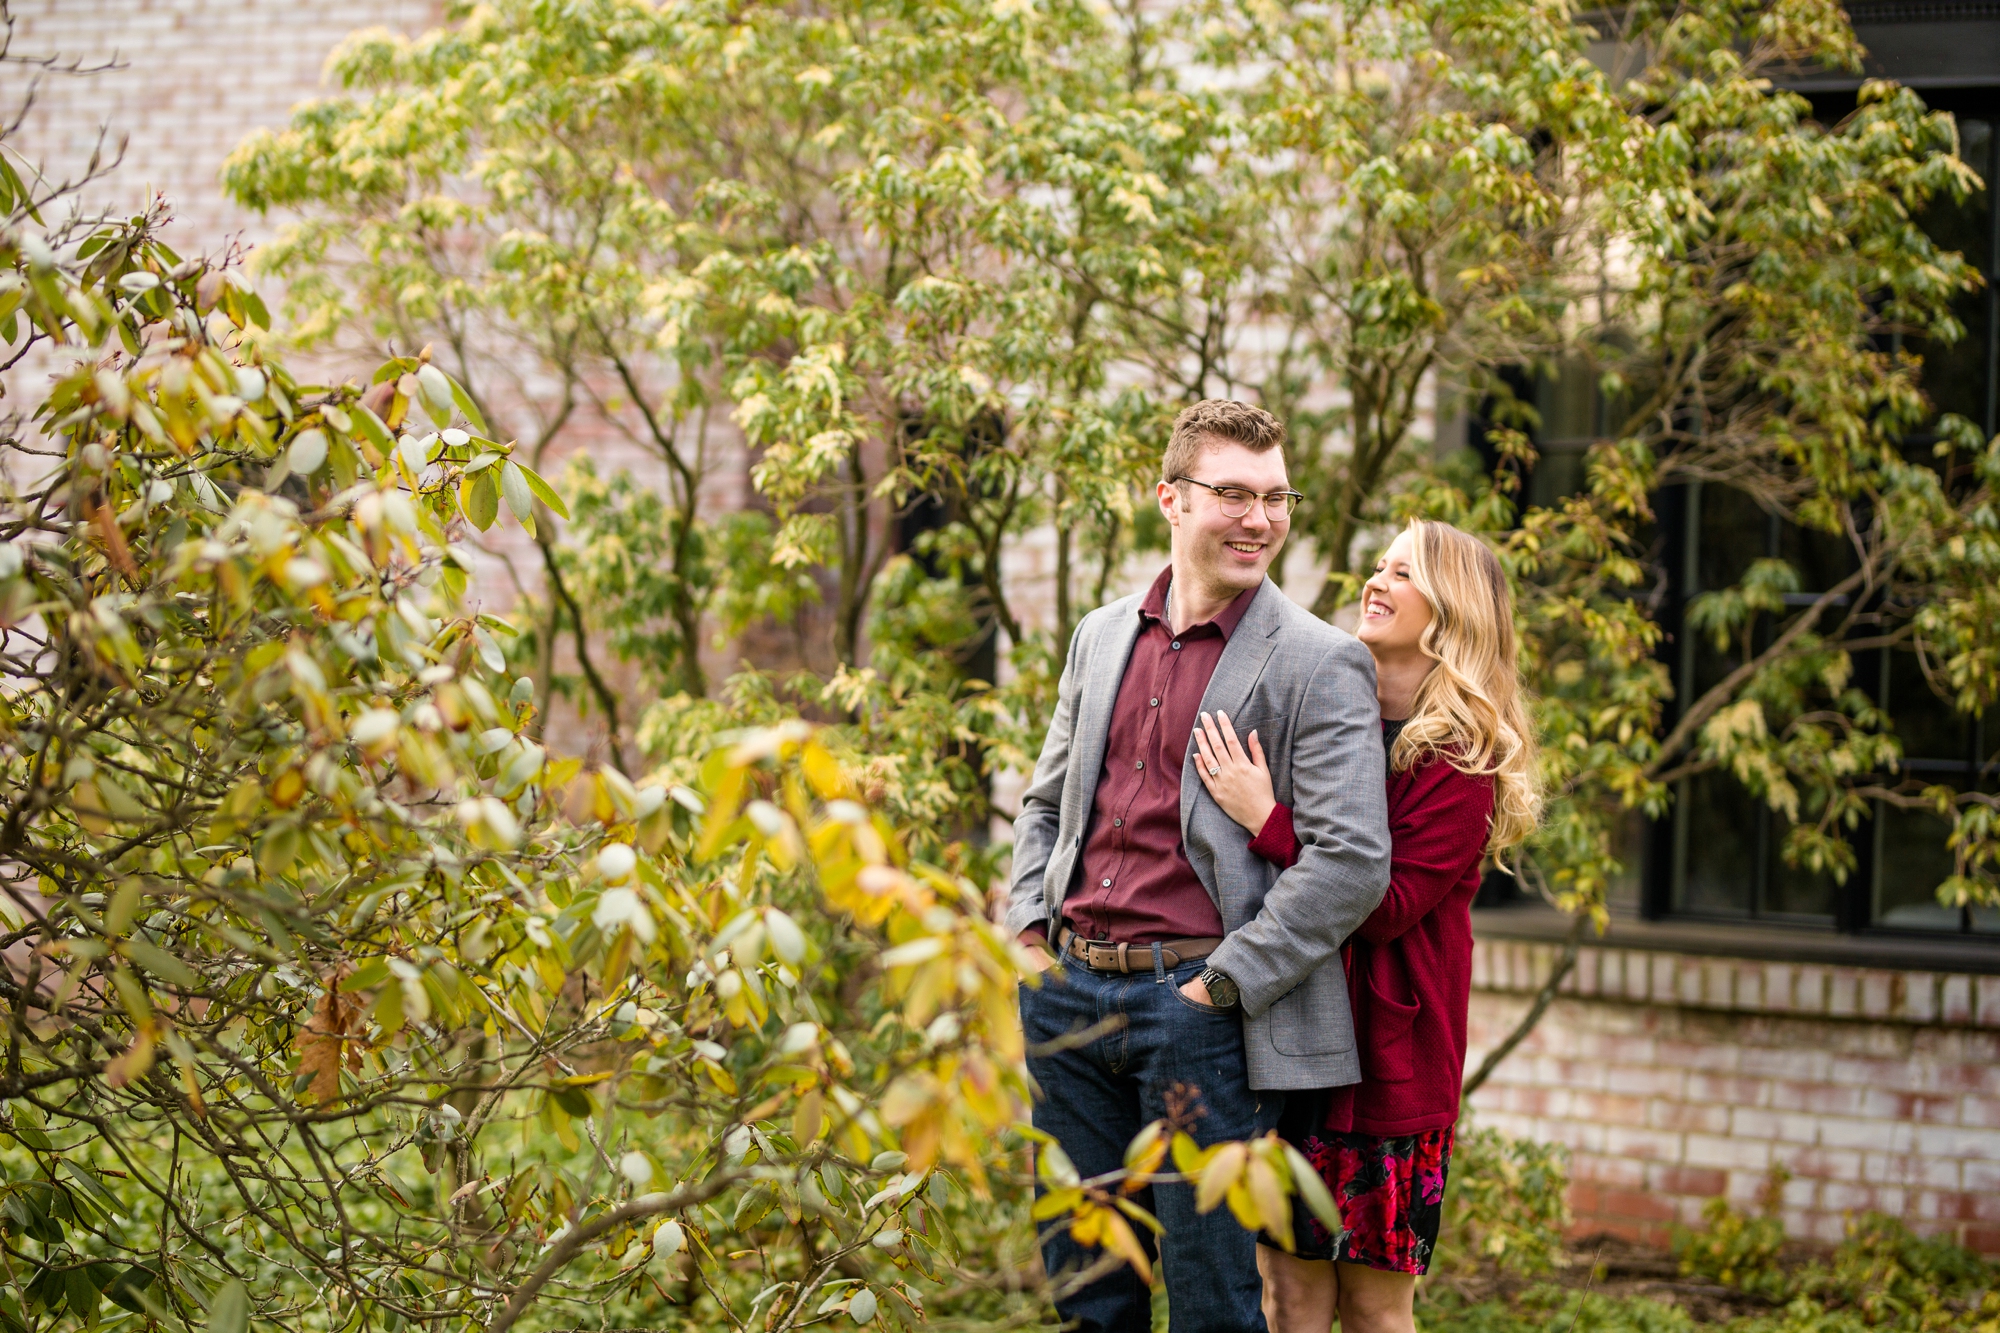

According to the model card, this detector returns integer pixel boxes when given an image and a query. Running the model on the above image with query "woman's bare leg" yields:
[1332,1261,1417,1333]
[1256,1243,1338,1333]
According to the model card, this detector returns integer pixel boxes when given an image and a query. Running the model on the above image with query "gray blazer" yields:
[1006,577,1392,1091]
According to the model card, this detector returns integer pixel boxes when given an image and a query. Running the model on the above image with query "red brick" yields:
[1978,977,2000,1029]
[1686,1133,1772,1171]
[1652,1100,1731,1134]
[1594,1187,1677,1224]
[1960,1226,2000,1255]
[1573,1154,1646,1189]
[1649,1164,1727,1197]
[1943,975,1974,1025]
[1607,1064,1686,1098]
[1860,972,1895,1020]
[1687,1072,1769,1105]
[1571,1091,1649,1126]
[1910,1095,1961,1125]
[1785,1148,1865,1180]
[1829,1055,1915,1088]
[1769,1080,1864,1116]
[1605,1126,1682,1161]
[1741,1047,1831,1081]
[1895,972,1940,1023]
[1822,1117,1914,1152]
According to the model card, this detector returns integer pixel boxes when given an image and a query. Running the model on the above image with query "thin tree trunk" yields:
[1053,506,1073,676]
[1460,911,1586,1104]
[539,535,630,776]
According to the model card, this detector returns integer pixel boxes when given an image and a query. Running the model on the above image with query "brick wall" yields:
[1466,938,2000,1253]
[5,0,440,252]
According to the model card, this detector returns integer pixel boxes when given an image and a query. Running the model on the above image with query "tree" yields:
[217,0,1998,1169]
[0,78,1333,1328]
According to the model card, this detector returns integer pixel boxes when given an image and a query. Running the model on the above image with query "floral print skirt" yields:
[1268,1101,1454,1274]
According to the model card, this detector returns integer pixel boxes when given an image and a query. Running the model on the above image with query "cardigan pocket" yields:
[1359,975,1420,1083]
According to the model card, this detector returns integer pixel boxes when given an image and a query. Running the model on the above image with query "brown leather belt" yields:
[1056,925,1223,974]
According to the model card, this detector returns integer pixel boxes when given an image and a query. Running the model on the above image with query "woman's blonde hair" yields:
[1390,518,1542,854]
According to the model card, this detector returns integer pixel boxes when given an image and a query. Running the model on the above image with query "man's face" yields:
[1158,439,1291,595]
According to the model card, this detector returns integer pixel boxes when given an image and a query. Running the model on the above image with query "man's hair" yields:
[1160,399,1288,486]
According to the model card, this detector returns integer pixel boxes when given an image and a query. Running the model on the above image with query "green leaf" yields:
[0,156,41,225]
[206,1278,248,1333]
[340,957,393,991]
[500,462,534,523]
[63,1268,102,1321]
[461,469,500,531]
[122,939,198,989]
[1280,1143,1341,1233]
[417,364,455,427]
[104,1265,157,1315]
[449,377,488,434]
[239,287,270,331]
[351,405,394,455]
[7,1122,52,1151]
[514,463,571,520]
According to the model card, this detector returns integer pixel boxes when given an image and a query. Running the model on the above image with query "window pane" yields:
[1696,484,1768,596]
[1526,448,1588,509]
[1676,773,1757,915]
[1873,804,1962,930]
[1776,520,1857,595]
[1765,830,1839,920]
[1885,650,1973,763]
[1912,117,1991,429]
[1536,358,1599,444]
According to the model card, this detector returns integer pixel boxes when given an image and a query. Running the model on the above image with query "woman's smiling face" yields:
[1357,529,1433,656]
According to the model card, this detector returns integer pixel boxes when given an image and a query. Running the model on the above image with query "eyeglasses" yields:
[1173,476,1304,520]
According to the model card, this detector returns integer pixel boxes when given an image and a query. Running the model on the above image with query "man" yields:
[1008,400,1392,1333]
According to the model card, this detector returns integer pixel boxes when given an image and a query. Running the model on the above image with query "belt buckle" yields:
[1085,941,1130,972]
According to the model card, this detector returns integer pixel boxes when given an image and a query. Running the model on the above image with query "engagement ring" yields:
[1208,764,1220,776]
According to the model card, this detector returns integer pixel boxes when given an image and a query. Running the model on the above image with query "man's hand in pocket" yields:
[1018,931,1057,975]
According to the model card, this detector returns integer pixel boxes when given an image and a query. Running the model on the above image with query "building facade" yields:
[1467,2,2000,1253]
[10,0,1999,1256]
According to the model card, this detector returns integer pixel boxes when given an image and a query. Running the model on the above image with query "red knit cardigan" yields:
[1248,749,1494,1135]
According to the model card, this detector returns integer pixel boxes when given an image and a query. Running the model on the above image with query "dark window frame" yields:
[1632,94,2000,939]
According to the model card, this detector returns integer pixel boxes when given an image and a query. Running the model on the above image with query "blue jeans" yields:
[1020,957,1279,1333]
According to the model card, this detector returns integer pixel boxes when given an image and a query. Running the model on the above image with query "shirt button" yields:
[1150,698,1159,707]
[1171,641,1182,650]
[1101,878,1112,888]
[1113,818,1124,828]
[1135,760,1144,771]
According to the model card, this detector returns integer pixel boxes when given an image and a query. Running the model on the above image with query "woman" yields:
[1190,518,1540,1333]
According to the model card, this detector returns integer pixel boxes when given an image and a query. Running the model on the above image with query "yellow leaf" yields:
[1248,1152,1291,1252]
[801,740,847,798]
[1225,1176,1262,1233]
[794,1089,825,1144]
[1196,1141,1246,1215]
[1030,1185,1083,1221]
[1122,1120,1168,1191]
[1092,1204,1153,1283]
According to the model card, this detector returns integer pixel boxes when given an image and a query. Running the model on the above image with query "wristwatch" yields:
[1198,966,1240,1008]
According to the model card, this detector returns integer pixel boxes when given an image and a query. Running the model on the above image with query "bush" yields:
[1439,1123,1573,1276]
[1675,1194,1792,1300]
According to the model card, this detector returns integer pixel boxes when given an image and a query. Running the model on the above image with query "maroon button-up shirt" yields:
[1062,564,1257,945]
